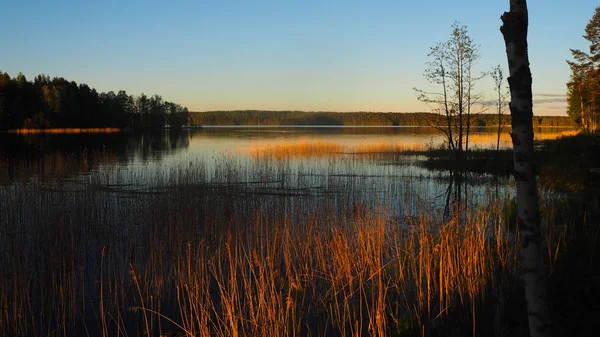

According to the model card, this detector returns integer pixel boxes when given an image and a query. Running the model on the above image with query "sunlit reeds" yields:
[250,139,345,159]
[0,155,531,337]
[466,129,579,149]
[0,129,589,337]
[247,129,579,160]
[352,140,429,153]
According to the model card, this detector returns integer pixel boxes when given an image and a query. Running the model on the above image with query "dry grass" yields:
[250,139,345,159]
[467,129,579,149]
[1,132,588,336]
[351,140,429,153]
[249,139,428,160]
[0,156,533,337]
[248,130,579,160]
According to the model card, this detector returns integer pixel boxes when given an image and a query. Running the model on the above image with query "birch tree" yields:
[490,65,509,154]
[415,22,482,163]
[500,1,552,336]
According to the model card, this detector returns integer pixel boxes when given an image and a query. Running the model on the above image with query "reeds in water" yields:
[0,159,530,337]
[0,138,588,337]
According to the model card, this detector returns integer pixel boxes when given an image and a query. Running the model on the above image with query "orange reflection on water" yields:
[9,128,122,134]
[246,129,580,159]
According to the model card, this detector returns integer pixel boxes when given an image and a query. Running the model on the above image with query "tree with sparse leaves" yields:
[490,64,509,154]
[415,22,483,163]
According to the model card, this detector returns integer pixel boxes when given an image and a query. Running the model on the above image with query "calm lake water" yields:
[0,126,577,212]
[0,125,578,337]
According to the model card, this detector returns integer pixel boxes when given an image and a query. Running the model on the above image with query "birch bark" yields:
[500,1,552,336]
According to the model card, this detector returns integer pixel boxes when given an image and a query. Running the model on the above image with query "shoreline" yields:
[6,127,122,134]
[0,125,577,134]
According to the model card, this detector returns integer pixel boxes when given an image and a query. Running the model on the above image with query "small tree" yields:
[415,22,482,163]
[490,65,509,154]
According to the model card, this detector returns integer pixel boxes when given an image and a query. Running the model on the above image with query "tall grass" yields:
[0,155,548,337]
[248,130,579,160]
[0,132,593,337]
[466,129,579,149]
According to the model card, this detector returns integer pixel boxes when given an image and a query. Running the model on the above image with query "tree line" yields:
[567,6,600,132]
[189,110,574,127]
[0,72,190,130]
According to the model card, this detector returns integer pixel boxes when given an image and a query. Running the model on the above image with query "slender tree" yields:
[500,1,552,337]
[491,65,508,154]
[415,22,482,163]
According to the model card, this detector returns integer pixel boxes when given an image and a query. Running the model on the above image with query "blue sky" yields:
[1,0,597,115]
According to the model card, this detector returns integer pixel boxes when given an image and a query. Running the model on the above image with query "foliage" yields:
[566,6,600,131]
[188,110,573,127]
[414,22,485,160]
[0,72,189,130]
[490,65,509,154]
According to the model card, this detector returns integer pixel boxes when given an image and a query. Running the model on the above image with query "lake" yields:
[0,126,576,218]
[0,125,579,337]
[0,125,576,188]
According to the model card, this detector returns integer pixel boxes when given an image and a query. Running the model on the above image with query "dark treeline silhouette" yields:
[0,72,190,130]
[189,110,575,127]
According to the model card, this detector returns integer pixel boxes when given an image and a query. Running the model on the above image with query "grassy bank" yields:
[419,132,600,192]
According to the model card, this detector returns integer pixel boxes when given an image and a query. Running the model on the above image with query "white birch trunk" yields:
[500,1,552,337]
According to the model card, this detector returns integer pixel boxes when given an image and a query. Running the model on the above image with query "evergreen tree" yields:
[566,6,600,131]
[0,72,189,130]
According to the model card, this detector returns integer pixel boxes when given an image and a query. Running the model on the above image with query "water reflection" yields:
[0,126,577,186]
[0,130,190,184]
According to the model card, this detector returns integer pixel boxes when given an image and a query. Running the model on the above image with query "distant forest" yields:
[190,110,576,127]
[0,71,575,130]
[0,72,190,130]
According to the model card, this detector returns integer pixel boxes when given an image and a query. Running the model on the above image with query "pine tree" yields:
[566,6,600,131]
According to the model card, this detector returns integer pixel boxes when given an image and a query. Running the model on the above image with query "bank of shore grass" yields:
[0,133,598,336]
[419,132,600,192]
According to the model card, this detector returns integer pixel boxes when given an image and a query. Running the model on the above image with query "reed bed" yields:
[248,130,578,160]
[0,154,562,337]
[466,129,579,149]
[351,140,429,153]
[250,140,345,159]
[0,132,591,337]
[249,139,430,160]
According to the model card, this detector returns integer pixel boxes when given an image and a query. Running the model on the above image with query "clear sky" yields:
[1,0,597,115]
